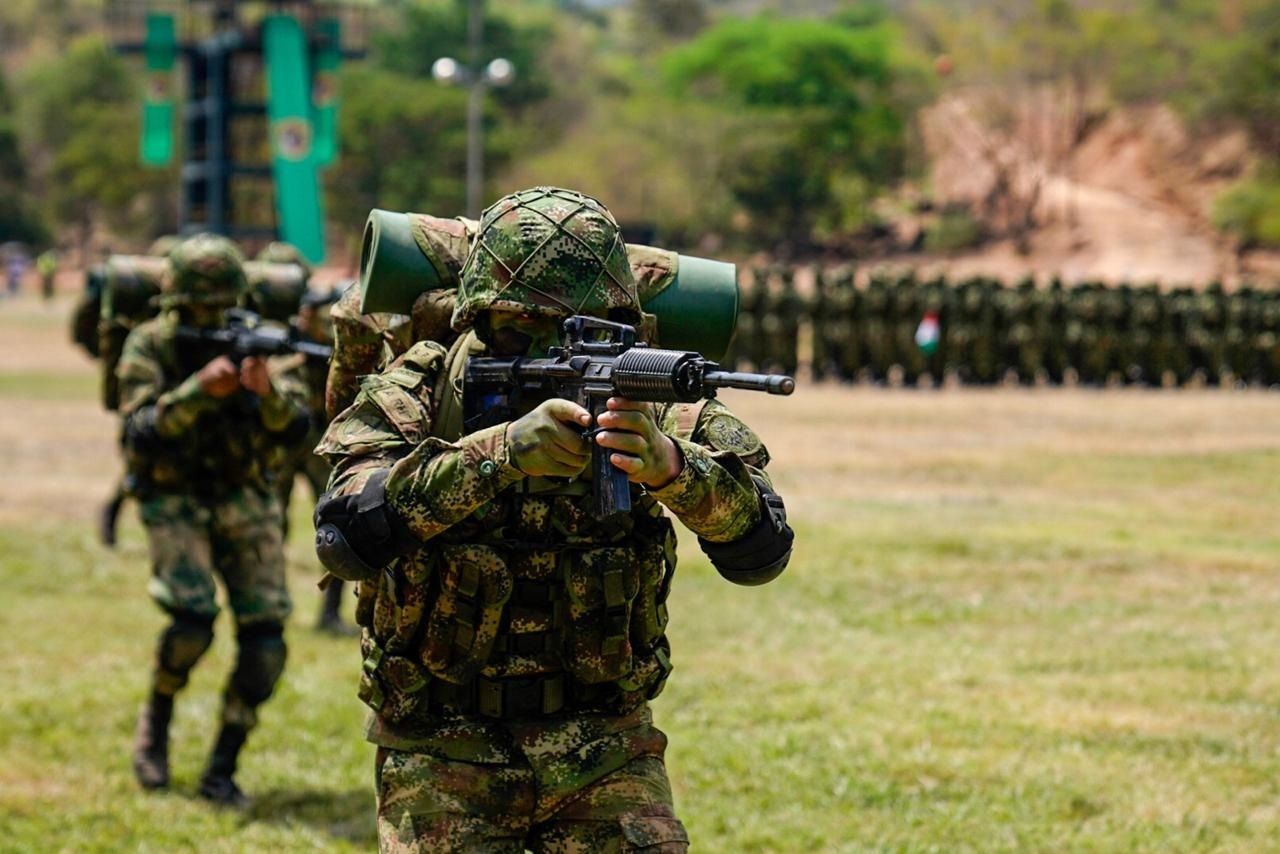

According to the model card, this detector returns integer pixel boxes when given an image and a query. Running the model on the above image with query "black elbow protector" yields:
[698,477,793,586]
[314,470,419,582]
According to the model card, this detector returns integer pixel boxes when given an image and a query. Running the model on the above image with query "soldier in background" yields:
[273,284,353,633]
[97,237,175,547]
[119,234,309,806]
[824,266,859,381]
[727,266,765,372]
[36,248,57,301]
[247,241,312,323]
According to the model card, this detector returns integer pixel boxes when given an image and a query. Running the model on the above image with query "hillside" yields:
[869,95,1273,287]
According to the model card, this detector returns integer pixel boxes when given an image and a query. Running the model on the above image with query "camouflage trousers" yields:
[139,486,292,626]
[374,705,689,853]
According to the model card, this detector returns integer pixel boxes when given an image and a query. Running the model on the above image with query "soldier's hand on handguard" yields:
[506,398,593,478]
[596,397,683,489]
[197,355,241,398]
[239,356,272,396]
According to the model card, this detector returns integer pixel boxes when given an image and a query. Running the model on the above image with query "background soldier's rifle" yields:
[175,308,333,363]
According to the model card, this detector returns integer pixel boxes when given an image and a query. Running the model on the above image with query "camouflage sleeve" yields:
[316,341,523,541]
[326,280,418,422]
[260,353,310,433]
[647,399,769,543]
[116,323,220,437]
[383,423,523,541]
[326,282,384,421]
[116,323,167,418]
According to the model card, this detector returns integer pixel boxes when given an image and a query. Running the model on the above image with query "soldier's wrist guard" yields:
[697,477,793,586]
[314,470,419,581]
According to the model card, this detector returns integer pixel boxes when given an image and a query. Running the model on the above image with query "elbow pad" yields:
[314,470,419,582]
[697,477,793,586]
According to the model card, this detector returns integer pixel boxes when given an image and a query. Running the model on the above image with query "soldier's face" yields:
[485,310,563,357]
[183,303,226,329]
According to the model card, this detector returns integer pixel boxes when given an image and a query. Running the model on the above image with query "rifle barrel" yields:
[703,371,795,395]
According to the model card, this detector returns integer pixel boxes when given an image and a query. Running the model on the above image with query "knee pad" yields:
[231,622,287,708]
[155,611,216,693]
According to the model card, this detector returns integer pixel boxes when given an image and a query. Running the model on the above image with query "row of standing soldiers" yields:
[727,268,1280,388]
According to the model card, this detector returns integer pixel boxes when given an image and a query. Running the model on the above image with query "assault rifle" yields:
[464,315,795,518]
[175,308,333,363]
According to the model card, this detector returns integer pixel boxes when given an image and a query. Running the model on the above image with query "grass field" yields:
[2,294,1279,852]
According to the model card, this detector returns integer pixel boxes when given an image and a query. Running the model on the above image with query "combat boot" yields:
[198,723,249,808]
[132,693,173,790]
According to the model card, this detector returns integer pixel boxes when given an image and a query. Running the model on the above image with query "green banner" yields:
[264,14,326,264]
[312,18,341,168]
[140,13,175,166]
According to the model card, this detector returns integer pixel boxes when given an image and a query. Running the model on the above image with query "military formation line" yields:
[727,268,1280,389]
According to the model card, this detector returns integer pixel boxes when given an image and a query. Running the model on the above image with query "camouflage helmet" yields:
[452,186,641,331]
[256,241,313,278]
[163,233,247,307]
[148,234,181,258]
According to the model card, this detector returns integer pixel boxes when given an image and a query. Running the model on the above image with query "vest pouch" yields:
[357,634,431,724]
[564,546,641,684]
[630,534,675,650]
[354,576,378,628]
[418,544,513,682]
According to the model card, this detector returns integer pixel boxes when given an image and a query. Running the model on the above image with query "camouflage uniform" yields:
[318,188,789,852]
[272,285,355,632]
[95,241,172,547]
[326,215,477,420]
[119,234,310,804]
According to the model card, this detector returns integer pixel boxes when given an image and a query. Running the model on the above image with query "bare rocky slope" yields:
[885,94,1279,288]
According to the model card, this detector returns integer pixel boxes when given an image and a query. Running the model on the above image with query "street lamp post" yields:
[432,0,515,218]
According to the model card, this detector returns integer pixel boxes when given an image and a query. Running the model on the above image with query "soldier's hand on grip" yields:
[197,355,241,398]
[596,397,683,489]
[239,356,272,396]
[506,399,592,478]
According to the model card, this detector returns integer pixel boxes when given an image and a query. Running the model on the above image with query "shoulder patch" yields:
[696,403,770,469]
[361,375,430,445]
[315,397,409,459]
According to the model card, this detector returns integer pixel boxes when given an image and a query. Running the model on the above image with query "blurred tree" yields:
[353,0,556,221]
[662,13,925,246]
[326,65,491,230]
[635,0,708,39]
[1212,165,1280,250]
[373,0,552,113]
[0,70,47,245]
[20,37,173,251]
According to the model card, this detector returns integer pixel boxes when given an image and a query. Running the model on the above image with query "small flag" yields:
[915,311,940,356]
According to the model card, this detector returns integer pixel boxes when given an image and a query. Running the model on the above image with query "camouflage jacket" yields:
[117,312,311,497]
[325,281,413,421]
[318,333,773,752]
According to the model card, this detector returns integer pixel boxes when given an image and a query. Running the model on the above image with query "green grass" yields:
[2,299,1280,851]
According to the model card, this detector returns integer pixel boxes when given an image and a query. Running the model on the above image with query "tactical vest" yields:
[122,319,286,498]
[353,332,705,724]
